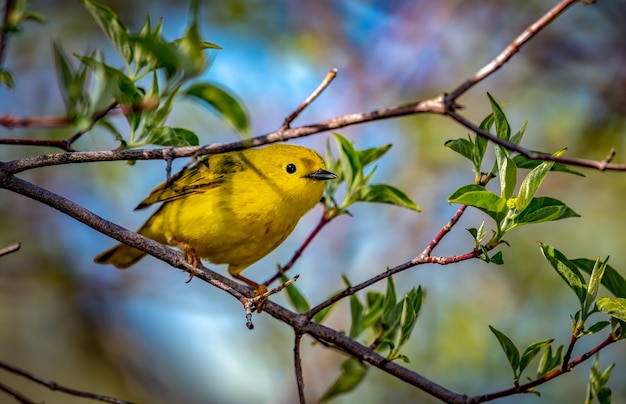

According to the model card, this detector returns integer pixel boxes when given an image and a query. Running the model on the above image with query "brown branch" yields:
[281,68,338,130]
[264,213,333,287]
[0,95,448,175]
[447,0,580,101]
[0,380,37,404]
[0,360,135,404]
[447,110,626,171]
[0,165,468,403]
[0,241,20,257]
[0,114,73,129]
[0,100,119,152]
[469,332,618,403]
[294,332,306,404]
[418,205,467,259]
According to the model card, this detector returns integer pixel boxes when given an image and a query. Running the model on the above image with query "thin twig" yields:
[447,0,579,101]
[0,242,20,257]
[0,380,37,404]
[0,100,119,152]
[418,205,467,259]
[447,110,626,171]
[264,214,332,287]
[0,360,135,404]
[281,68,338,130]
[294,332,306,404]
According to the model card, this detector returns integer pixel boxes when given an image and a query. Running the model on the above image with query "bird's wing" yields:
[134,154,245,210]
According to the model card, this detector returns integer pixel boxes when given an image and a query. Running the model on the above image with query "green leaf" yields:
[445,137,475,162]
[585,257,609,314]
[495,145,516,199]
[0,69,14,88]
[176,0,207,76]
[540,244,587,304]
[519,339,553,376]
[537,344,564,378]
[361,292,384,330]
[53,43,91,114]
[183,82,249,136]
[517,162,552,212]
[280,274,310,313]
[586,321,610,335]
[382,301,403,344]
[475,113,493,166]
[381,277,397,323]
[358,144,392,168]
[509,121,527,145]
[319,358,368,403]
[448,184,507,223]
[333,133,361,194]
[489,251,504,265]
[82,0,132,64]
[353,184,420,212]
[143,126,199,147]
[312,304,334,323]
[348,294,364,338]
[513,155,585,177]
[489,325,520,376]
[398,287,424,348]
[596,297,626,322]
[487,92,510,140]
[513,197,579,227]
[587,355,615,404]
[573,259,626,298]
[128,35,190,79]
[75,55,142,105]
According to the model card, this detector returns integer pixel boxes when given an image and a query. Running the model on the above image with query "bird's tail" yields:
[94,242,147,269]
[94,216,160,269]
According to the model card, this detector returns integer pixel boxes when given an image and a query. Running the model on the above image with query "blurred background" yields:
[1,0,626,403]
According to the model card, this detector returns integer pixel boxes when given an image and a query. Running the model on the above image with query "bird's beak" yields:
[306,169,338,181]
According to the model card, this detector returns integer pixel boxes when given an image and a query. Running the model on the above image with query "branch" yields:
[0,158,470,402]
[281,68,338,130]
[469,332,618,403]
[447,110,626,171]
[0,242,20,257]
[264,213,333,287]
[0,100,119,152]
[0,95,448,175]
[0,380,37,404]
[447,0,580,101]
[294,332,306,404]
[0,360,135,404]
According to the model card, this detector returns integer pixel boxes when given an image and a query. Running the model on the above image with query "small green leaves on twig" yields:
[489,325,553,386]
[58,0,250,149]
[540,244,626,341]
[324,133,421,217]
[319,276,425,402]
[447,94,579,262]
[585,355,615,404]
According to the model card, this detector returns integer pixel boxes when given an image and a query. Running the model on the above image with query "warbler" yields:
[94,144,337,291]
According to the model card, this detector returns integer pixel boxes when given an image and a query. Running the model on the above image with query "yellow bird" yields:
[94,144,337,291]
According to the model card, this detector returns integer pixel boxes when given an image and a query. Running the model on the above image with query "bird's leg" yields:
[231,272,269,312]
[167,237,200,283]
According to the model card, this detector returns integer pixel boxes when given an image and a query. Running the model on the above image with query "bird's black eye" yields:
[285,163,297,174]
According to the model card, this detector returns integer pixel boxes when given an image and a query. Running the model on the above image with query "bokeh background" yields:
[1,0,626,403]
